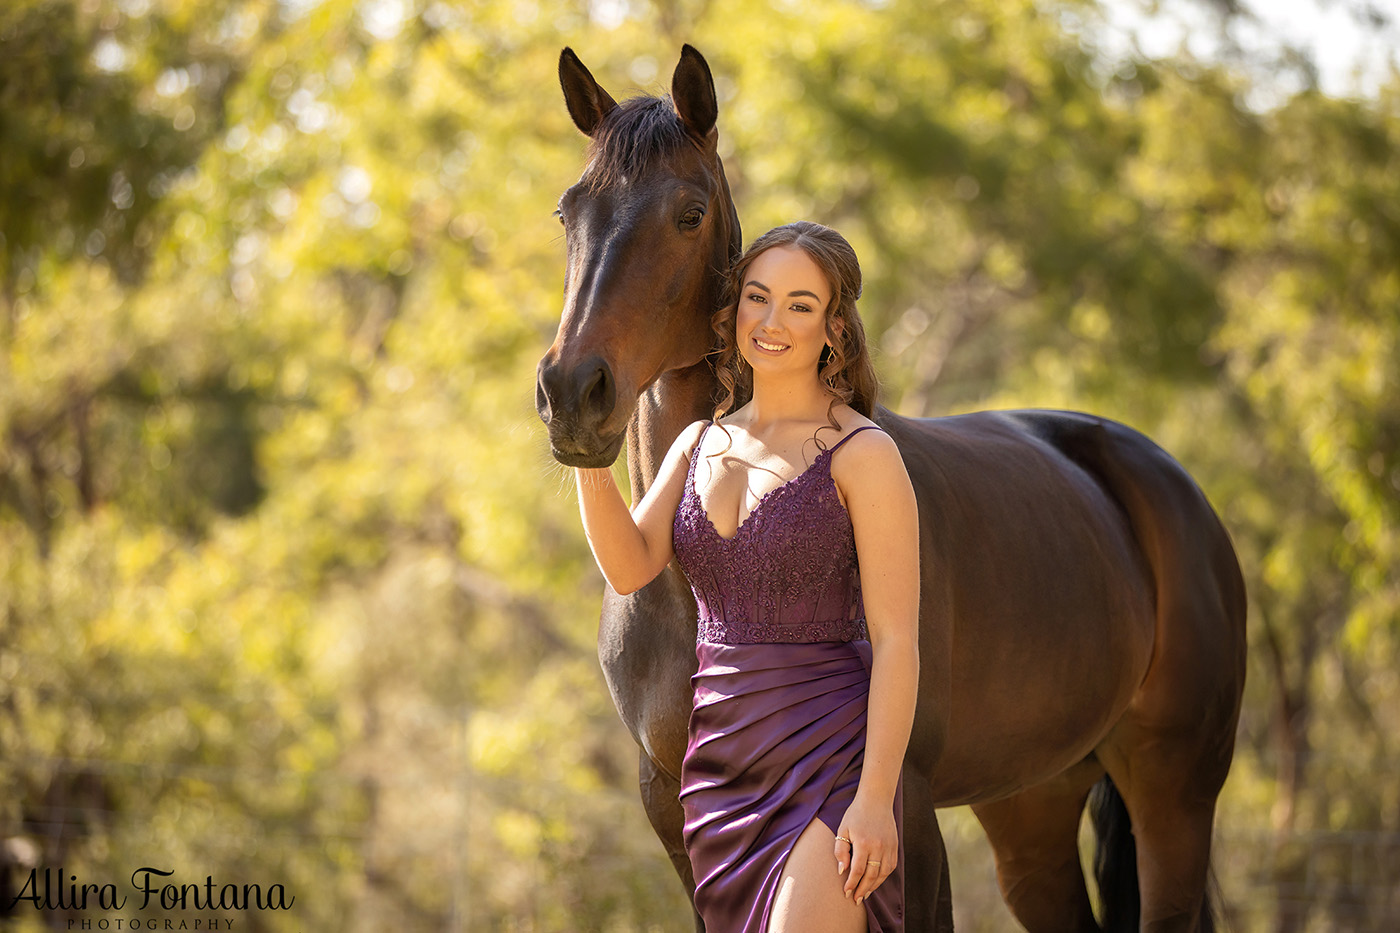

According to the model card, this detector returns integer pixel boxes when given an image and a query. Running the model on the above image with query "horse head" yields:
[536,45,741,467]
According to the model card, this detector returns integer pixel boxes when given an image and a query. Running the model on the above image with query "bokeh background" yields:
[1,0,1397,929]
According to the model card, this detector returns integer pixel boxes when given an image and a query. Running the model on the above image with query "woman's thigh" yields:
[768,817,867,933]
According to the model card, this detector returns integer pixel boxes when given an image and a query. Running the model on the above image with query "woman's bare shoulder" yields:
[674,418,712,462]
[829,417,906,487]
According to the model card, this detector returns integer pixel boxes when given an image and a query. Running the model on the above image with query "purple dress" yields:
[672,423,905,933]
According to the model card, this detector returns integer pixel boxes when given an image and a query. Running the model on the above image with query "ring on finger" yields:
[835,835,852,846]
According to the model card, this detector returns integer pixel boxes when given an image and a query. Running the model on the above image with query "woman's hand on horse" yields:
[573,420,706,594]
[835,794,897,905]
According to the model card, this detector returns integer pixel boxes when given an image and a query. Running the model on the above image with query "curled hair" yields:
[710,221,879,433]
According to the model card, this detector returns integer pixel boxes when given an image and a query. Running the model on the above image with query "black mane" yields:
[584,95,690,189]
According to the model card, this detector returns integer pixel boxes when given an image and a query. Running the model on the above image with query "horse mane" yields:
[584,95,691,190]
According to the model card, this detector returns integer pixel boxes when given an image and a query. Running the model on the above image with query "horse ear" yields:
[671,44,718,141]
[559,47,618,137]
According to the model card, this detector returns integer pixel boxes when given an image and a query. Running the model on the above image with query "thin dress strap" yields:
[825,425,881,456]
[687,421,714,484]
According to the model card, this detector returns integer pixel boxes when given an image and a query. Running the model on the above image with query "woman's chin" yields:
[744,359,825,382]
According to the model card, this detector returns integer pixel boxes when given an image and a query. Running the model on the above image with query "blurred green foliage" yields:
[0,0,1395,930]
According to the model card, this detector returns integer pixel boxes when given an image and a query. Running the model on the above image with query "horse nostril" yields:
[579,360,615,422]
[535,376,551,424]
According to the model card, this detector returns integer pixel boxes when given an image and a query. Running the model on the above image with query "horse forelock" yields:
[583,95,693,191]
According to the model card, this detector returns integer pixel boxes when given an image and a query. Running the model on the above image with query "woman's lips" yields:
[752,337,789,354]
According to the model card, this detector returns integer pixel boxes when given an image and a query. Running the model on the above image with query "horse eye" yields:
[680,207,704,229]
[553,209,565,225]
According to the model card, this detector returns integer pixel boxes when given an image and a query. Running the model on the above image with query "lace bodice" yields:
[672,423,877,645]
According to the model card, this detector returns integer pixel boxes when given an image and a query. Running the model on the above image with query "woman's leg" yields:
[769,817,868,933]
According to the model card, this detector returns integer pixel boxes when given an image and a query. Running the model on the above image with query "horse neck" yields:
[627,362,718,494]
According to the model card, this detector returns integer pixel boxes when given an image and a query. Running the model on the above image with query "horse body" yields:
[887,409,1159,803]
[539,46,1246,933]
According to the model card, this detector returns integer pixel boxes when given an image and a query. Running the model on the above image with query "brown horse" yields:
[537,45,1247,933]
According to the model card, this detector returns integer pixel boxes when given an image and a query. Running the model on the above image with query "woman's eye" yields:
[747,293,765,304]
[792,303,812,313]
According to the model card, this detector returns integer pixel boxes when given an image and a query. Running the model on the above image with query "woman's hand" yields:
[834,792,898,905]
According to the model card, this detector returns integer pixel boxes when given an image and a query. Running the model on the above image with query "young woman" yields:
[574,221,920,932]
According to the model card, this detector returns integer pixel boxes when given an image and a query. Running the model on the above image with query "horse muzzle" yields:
[536,352,628,466]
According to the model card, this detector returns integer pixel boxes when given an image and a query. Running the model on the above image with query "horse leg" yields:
[639,750,704,932]
[1131,801,1218,933]
[1093,570,1242,932]
[901,766,954,931]
[971,758,1104,933]
[1099,741,1224,933]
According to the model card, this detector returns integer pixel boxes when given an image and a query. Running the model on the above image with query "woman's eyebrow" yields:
[744,279,823,301]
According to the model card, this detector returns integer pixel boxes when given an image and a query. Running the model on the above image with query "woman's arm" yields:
[830,428,920,904]
[575,420,707,595]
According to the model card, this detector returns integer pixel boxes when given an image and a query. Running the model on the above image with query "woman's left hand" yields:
[834,792,898,905]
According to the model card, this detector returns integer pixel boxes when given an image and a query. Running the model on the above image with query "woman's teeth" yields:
[755,338,787,351]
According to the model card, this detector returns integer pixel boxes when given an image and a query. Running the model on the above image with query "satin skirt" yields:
[679,638,904,933]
